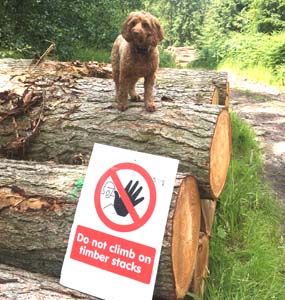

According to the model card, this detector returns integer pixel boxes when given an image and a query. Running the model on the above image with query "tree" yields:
[246,0,285,33]
[144,0,207,46]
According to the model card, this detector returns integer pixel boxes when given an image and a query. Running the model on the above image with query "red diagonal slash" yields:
[110,170,140,222]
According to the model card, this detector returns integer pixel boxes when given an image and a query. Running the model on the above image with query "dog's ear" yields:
[150,17,164,46]
[154,19,164,42]
[121,12,136,42]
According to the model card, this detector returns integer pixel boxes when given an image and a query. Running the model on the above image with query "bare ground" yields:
[227,71,285,212]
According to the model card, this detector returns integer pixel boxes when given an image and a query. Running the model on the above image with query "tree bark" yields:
[0,59,228,105]
[158,68,228,106]
[0,73,231,198]
[0,159,201,300]
[0,263,98,300]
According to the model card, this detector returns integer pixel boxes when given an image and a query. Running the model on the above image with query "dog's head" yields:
[122,11,164,48]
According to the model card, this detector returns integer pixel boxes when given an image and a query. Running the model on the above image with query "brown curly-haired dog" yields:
[111,11,164,112]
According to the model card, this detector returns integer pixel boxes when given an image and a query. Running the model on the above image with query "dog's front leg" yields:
[117,76,129,111]
[144,74,156,112]
[129,78,141,102]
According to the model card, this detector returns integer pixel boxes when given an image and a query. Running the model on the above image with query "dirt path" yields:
[227,71,285,206]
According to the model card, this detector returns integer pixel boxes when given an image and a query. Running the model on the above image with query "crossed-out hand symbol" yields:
[114,180,144,217]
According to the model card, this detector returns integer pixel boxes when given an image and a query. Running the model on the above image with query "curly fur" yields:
[111,11,164,112]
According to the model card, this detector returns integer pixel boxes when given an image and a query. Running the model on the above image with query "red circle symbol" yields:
[94,163,156,232]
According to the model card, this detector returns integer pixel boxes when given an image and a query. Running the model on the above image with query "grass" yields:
[69,46,177,68]
[0,45,177,68]
[0,49,30,59]
[159,48,177,68]
[68,47,112,62]
[204,112,285,299]
[190,32,285,89]
[218,60,284,89]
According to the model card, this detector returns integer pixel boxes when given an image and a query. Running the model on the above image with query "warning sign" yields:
[60,144,179,300]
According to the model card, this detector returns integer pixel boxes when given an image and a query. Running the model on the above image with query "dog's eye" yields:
[129,20,137,27]
[142,22,150,29]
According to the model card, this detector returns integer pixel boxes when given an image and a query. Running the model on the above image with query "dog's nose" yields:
[133,29,140,36]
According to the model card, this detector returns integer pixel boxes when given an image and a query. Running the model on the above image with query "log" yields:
[0,158,201,300]
[0,58,112,78]
[171,176,201,299]
[0,74,231,199]
[0,263,98,299]
[157,68,229,106]
[0,59,228,106]
[200,199,217,236]
[189,233,209,299]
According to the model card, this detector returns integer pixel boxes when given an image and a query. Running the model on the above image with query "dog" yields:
[111,11,164,112]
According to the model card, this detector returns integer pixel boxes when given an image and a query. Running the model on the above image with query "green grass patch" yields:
[205,112,285,300]
[159,49,177,68]
[58,46,176,67]
[218,32,285,88]
[191,32,285,88]
[218,60,284,89]
[0,43,176,68]
[0,44,33,59]
[67,47,111,63]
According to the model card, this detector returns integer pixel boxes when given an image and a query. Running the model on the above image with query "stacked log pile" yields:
[0,59,231,300]
[165,46,198,67]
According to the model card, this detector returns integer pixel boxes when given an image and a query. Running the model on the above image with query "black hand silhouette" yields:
[114,180,144,217]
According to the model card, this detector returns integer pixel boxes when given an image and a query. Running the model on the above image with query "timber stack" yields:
[0,59,231,300]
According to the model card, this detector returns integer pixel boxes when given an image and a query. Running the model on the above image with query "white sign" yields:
[60,144,179,300]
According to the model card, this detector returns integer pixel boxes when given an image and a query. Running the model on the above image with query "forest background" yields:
[1,0,285,86]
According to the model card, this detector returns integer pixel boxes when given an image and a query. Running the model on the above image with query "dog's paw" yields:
[130,94,141,102]
[118,103,128,112]
[146,102,156,112]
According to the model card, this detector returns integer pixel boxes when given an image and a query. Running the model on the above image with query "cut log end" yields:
[210,109,232,198]
[172,176,201,299]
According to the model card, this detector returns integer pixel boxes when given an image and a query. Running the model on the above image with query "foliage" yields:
[189,0,250,68]
[69,47,111,63]
[205,112,285,299]
[245,0,285,33]
[191,0,285,87]
[0,0,143,60]
[220,32,285,86]
[144,0,207,46]
[159,48,177,68]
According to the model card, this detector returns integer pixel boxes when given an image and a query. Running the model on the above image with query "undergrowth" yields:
[68,46,176,68]
[205,112,285,299]
[1,45,177,68]
[191,32,285,88]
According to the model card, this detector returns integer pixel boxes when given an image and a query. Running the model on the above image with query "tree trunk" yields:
[157,68,228,106]
[0,72,231,199]
[0,59,228,106]
[0,159,201,300]
[0,263,98,300]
